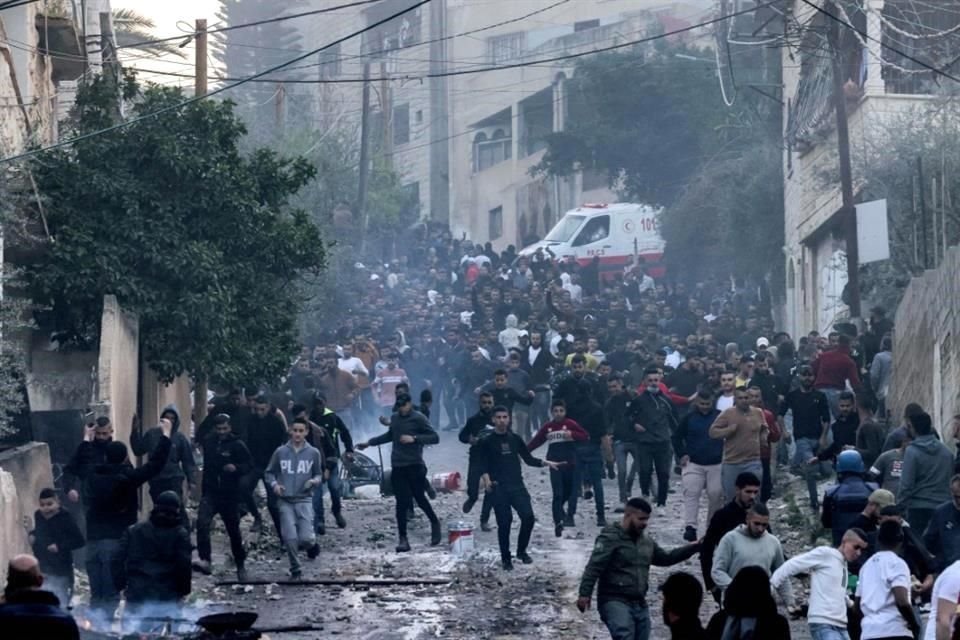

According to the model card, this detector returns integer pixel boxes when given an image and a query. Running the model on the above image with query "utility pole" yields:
[380,61,393,160]
[358,62,372,255]
[917,156,929,269]
[195,19,207,97]
[275,83,286,131]
[194,18,209,428]
[826,1,861,320]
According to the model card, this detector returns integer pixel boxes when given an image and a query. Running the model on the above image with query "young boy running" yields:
[527,399,589,537]
[265,418,324,579]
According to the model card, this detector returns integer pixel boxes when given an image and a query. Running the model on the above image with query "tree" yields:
[213,0,307,106]
[535,40,784,289]
[112,8,187,59]
[20,72,326,386]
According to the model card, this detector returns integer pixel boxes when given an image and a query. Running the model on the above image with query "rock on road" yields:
[195,426,812,639]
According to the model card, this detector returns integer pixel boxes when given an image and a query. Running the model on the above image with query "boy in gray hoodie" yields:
[265,418,324,579]
[899,411,953,537]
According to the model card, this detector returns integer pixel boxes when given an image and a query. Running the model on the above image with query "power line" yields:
[0,0,432,165]
[116,0,385,51]
[798,0,960,83]
[135,1,776,86]
[0,0,40,10]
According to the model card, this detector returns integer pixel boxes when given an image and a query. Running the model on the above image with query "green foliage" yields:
[112,8,187,59]
[21,73,326,386]
[848,100,960,310]
[535,41,785,289]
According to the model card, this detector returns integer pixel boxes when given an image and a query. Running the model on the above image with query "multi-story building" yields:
[294,0,713,247]
[780,0,957,337]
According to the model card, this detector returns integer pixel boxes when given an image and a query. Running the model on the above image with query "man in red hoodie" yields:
[528,399,589,538]
[812,333,861,419]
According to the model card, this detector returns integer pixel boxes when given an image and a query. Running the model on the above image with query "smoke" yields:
[75,600,201,636]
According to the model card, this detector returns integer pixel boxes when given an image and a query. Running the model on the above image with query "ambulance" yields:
[518,203,665,277]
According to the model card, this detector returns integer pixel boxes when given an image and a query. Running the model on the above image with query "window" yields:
[473,128,512,172]
[574,19,600,32]
[393,104,410,145]
[544,214,585,243]
[489,206,503,241]
[415,109,423,124]
[572,215,610,247]
[489,33,525,64]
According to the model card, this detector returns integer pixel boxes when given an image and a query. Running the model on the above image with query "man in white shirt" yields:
[856,521,920,640]
[926,557,960,640]
[562,274,583,304]
[338,344,369,379]
[771,528,868,640]
[715,371,736,412]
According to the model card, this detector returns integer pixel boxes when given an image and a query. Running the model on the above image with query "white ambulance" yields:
[518,203,665,277]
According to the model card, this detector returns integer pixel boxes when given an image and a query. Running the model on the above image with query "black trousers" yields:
[466,452,494,523]
[239,468,282,535]
[492,485,535,561]
[761,457,773,502]
[636,441,672,506]
[196,496,245,565]
[549,464,578,524]
[393,464,438,537]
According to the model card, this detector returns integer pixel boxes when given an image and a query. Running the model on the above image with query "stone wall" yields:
[0,442,53,583]
[96,294,140,445]
[889,246,960,437]
[0,469,28,585]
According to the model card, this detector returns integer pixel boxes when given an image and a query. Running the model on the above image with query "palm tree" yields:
[111,8,186,59]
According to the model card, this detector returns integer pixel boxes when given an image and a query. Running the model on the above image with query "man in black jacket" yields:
[358,393,441,552]
[195,414,251,581]
[522,330,555,435]
[0,555,79,639]
[699,471,760,603]
[605,375,637,510]
[476,406,559,570]
[574,393,609,527]
[459,392,496,530]
[114,491,191,629]
[239,396,287,536]
[629,367,679,507]
[307,395,354,533]
[84,418,172,620]
[130,405,195,527]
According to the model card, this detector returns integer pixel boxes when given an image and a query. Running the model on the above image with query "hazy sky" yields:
[113,0,220,87]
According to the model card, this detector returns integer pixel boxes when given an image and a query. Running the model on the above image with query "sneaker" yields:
[563,515,575,528]
[554,523,563,538]
[683,526,697,542]
[290,569,303,581]
[597,516,607,527]
[517,552,533,565]
[430,520,442,546]
[426,484,437,499]
[236,566,248,582]
[315,523,326,536]
[462,497,477,514]
[396,537,411,553]
[307,543,320,560]
[583,487,594,500]
[192,559,212,575]
[480,521,493,532]
[614,506,625,514]
[334,513,347,528]
[502,558,514,571]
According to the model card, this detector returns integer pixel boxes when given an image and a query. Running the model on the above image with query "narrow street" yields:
[193,429,813,639]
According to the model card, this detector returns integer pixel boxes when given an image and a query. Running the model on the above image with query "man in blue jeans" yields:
[780,365,831,510]
[577,497,700,640]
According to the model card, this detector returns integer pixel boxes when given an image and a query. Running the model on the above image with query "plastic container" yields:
[448,521,474,555]
[430,472,462,493]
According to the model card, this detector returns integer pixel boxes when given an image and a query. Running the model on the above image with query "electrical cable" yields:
[0,0,40,10]
[134,1,777,86]
[116,0,385,51]
[0,0,431,165]
[800,0,960,82]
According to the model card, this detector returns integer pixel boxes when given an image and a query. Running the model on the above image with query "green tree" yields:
[536,41,784,288]
[20,72,326,386]
[112,8,187,59]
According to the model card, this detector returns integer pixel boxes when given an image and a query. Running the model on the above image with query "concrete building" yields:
[780,0,950,337]
[292,0,712,245]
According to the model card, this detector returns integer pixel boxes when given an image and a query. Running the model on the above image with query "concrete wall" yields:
[888,246,960,436]
[96,295,140,445]
[26,344,98,412]
[0,469,28,586]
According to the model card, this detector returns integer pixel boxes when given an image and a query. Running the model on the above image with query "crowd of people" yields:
[6,224,960,640]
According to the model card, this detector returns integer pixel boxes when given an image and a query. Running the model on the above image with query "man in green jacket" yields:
[577,497,701,640]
